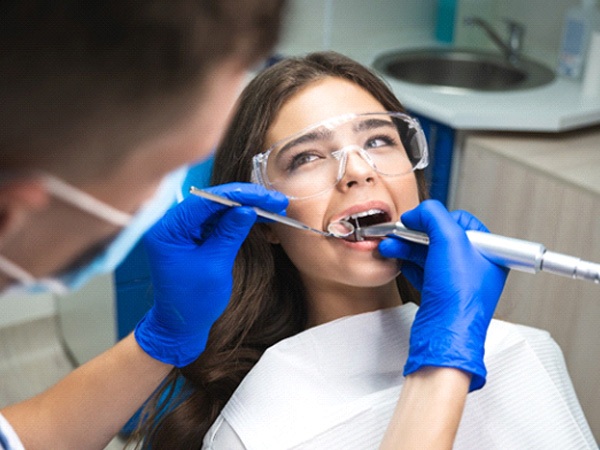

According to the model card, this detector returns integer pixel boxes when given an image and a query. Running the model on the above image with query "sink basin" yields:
[373,48,555,92]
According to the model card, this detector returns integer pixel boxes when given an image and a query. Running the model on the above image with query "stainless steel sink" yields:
[373,48,555,92]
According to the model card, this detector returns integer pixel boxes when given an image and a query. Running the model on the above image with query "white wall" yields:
[455,0,583,66]
[492,0,580,63]
[278,0,437,63]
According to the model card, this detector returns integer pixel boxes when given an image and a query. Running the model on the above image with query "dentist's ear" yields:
[0,176,50,241]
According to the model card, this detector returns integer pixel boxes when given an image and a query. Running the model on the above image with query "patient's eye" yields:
[365,133,398,151]
[288,151,323,171]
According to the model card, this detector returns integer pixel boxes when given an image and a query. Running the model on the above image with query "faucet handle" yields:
[502,18,525,55]
[503,18,525,34]
[463,16,524,62]
[463,16,475,25]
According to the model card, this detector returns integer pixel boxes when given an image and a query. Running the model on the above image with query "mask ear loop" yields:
[0,254,36,285]
[42,174,132,227]
[0,254,69,294]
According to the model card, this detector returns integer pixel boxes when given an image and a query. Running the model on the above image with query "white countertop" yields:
[466,126,600,196]
[381,69,600,132]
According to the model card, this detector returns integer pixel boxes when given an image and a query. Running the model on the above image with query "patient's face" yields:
[264,77,420,294]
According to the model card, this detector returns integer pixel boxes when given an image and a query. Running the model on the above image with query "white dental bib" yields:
[203,303,596,449]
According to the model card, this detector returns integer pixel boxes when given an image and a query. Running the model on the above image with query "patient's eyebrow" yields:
[353,118,396,133]
[274,117,397,157]
[276,127,333,156]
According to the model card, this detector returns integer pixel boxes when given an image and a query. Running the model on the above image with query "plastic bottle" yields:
[435,0,457,43]
[582,31,600,96]
[557,0,600,79]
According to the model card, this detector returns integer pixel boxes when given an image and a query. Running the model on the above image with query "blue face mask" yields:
[0,166,188,295]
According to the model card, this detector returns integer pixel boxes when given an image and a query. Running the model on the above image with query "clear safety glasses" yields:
[251,112,429,200]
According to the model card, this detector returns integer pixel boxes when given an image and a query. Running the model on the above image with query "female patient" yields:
[135,52,595,449]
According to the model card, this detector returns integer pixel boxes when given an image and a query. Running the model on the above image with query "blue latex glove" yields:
[378,200,508,391]
[134,182,288,367]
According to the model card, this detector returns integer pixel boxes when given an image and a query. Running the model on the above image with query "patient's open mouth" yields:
[328,209,390,242]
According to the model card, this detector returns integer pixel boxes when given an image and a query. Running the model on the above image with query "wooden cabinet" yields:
[453,126,600,442]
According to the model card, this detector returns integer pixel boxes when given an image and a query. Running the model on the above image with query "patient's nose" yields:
[339,148,376,190]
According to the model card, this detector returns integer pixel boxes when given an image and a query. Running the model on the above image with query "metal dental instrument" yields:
[189,187,599,283]
[189,187,336,237]
[359,221,600,283]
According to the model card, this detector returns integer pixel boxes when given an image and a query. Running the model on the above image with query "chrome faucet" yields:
[464,16,525,63]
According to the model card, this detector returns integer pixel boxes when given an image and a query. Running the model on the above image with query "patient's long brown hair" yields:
[133,51,427,449]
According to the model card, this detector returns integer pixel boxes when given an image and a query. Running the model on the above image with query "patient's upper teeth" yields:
[347,209,385,220]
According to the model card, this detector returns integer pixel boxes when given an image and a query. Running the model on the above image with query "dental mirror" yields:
[327,220,356,238]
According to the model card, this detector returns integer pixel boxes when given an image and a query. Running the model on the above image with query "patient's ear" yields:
[259,223,281,244]
[0,176,49,241]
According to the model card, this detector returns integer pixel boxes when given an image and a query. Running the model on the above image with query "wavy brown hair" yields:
[133,51,427,449]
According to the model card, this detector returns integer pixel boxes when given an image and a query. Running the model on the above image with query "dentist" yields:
[0,1,287,449]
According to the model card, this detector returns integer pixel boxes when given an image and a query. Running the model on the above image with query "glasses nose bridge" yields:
[332,144,377,184]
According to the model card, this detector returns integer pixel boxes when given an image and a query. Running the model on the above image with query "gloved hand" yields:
[134,182,288,367]
[378,200,508,391]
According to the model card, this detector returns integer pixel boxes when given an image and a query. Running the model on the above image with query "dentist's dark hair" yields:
[1,0,286,181]
[135,51,426,448]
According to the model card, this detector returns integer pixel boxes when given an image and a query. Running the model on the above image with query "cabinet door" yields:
[454,138,600,443]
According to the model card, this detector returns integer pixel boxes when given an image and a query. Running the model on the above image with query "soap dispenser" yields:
[557,0,600,79]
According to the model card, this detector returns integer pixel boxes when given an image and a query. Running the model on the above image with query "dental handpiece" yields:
[189,187,600,283]
[359,221,600,283]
